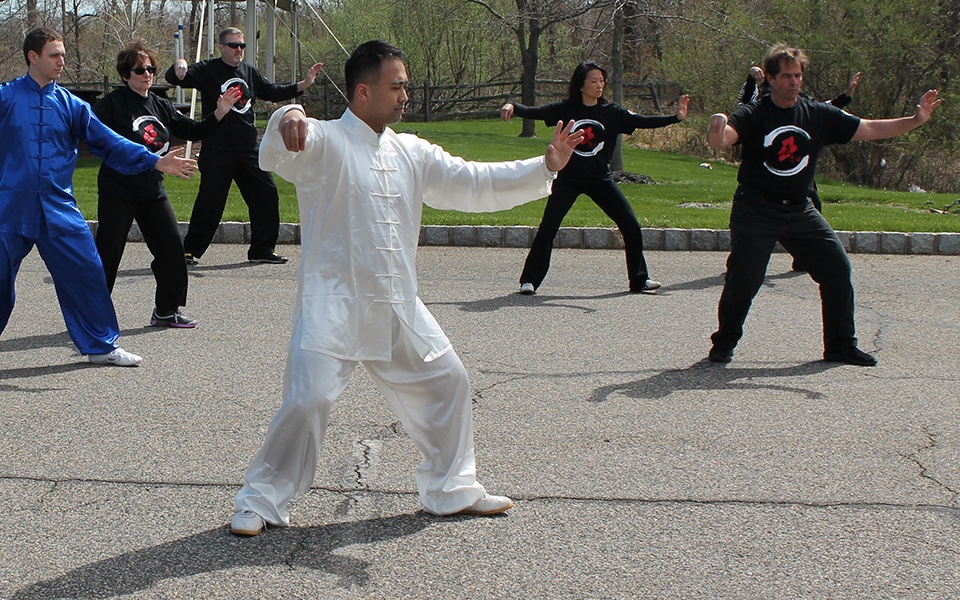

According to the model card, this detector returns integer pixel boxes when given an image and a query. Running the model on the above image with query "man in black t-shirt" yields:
[166,27,322,265]
[706,43,940,367]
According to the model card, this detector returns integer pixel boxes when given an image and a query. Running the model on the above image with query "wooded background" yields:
[1,0,958,193]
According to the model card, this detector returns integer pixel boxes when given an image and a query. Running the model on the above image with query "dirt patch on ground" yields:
[612,170,657,184]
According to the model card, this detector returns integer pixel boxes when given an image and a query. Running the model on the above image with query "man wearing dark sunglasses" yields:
[165,27,322,266]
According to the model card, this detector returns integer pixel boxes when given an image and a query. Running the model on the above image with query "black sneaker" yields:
[150,309,198,329]
[184,253,199,266]
[248,252,288,264]
[708,346,734,363]
[823,346,877,366]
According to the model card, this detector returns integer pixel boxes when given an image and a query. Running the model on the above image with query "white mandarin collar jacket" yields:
[260,106,555,361]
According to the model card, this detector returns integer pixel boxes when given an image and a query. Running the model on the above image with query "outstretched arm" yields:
[845,72,862,98]
[155,150,198,179]
[170,58,189,81]
[214,86,243,120]
[676,94,690,120]
[707,113,739,149]
[851,89,941,142]
[544,120,585,173]
[277,106,310,152]
[296,63,324,92]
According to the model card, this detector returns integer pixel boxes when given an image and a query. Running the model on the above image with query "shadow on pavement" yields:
[430,291,632,314]
[588,360,840,402]
[12,512,436,599]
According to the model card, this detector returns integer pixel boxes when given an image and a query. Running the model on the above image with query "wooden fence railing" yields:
[313,78,683,121]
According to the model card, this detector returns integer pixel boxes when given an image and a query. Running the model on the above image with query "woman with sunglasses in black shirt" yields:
[93,41,240,328]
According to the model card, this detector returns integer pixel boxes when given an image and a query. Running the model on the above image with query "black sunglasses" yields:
[223,42,246,49]
[131,66,157,75]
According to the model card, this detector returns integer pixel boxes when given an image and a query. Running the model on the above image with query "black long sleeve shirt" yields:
[165,58,301,150]
[511,99,680,182]
[93,85,223,200]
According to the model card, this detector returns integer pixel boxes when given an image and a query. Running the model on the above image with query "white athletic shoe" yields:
[519,283,535,295]
[636,279,662,293]
[88,347,143,367]
[230,510,265,536]
[458,494,514,515]
[426,493,515,516]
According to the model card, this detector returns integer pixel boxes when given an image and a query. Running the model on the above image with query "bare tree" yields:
[466,0,613,136]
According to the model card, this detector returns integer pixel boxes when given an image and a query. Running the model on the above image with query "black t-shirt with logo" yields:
[511,99,679,182]
[729,95,860,200]
[164,58,301,151]
[93,85,224,200]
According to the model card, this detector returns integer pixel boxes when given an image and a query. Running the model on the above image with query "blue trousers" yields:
[0,230,121,355]
[711,186,857,354]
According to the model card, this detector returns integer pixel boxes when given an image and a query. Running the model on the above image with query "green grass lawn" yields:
[72,118,960,232]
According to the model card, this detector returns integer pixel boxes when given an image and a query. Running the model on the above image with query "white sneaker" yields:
[458,494,514,515]
[88,347,143,367]
[230,510,265,536]
[640,279,662,292]
[519,283,535,295]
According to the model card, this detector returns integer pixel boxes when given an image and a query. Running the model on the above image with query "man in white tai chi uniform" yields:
[230,40,583,535]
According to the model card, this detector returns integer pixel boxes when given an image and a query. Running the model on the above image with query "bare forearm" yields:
[707,123,738,149]
[852,115,924,142]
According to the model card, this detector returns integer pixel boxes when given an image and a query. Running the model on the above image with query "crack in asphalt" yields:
[3,474,957,515]
[899,427,960,508]
[354,440,374,490]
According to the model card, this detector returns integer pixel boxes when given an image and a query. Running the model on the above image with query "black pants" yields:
[520,177,649,291]
[711,187,857,354]
[183,147,280,259]
[96,193,187,314]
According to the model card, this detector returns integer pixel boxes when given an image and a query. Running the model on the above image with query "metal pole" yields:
[175,23,184,104]
[290,0,298,84]
[265,0,276,80]
[185,0,208,159]
[246,0,256,67]
[206,0,215,60]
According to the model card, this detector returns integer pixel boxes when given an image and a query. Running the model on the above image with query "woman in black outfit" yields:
[93,42,239,328]
[501,61,689,295]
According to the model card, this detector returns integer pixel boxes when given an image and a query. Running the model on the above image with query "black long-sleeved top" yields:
[93,85,223,200]
[511,99,680,182]
[165,58,301,150]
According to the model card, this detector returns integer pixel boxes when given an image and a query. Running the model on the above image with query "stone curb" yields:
[88,221,960,255]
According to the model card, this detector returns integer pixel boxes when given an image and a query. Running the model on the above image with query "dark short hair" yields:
[23,27,62,66]
[116,41,158,81]
[345,40,406,102]
[568,61,608,103]
[219,27,243,44]
[763,43,809,77]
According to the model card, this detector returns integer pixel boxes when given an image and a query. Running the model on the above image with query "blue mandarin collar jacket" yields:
[0,75,160,238]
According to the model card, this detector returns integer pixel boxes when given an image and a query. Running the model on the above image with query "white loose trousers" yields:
[235,308,485,524]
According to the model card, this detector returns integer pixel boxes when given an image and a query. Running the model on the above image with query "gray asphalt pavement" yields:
[2,244,959,599]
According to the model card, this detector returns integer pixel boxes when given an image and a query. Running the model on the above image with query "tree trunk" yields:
[610,6,625,171]
[518,23,540,138]
[27,0,39,29]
